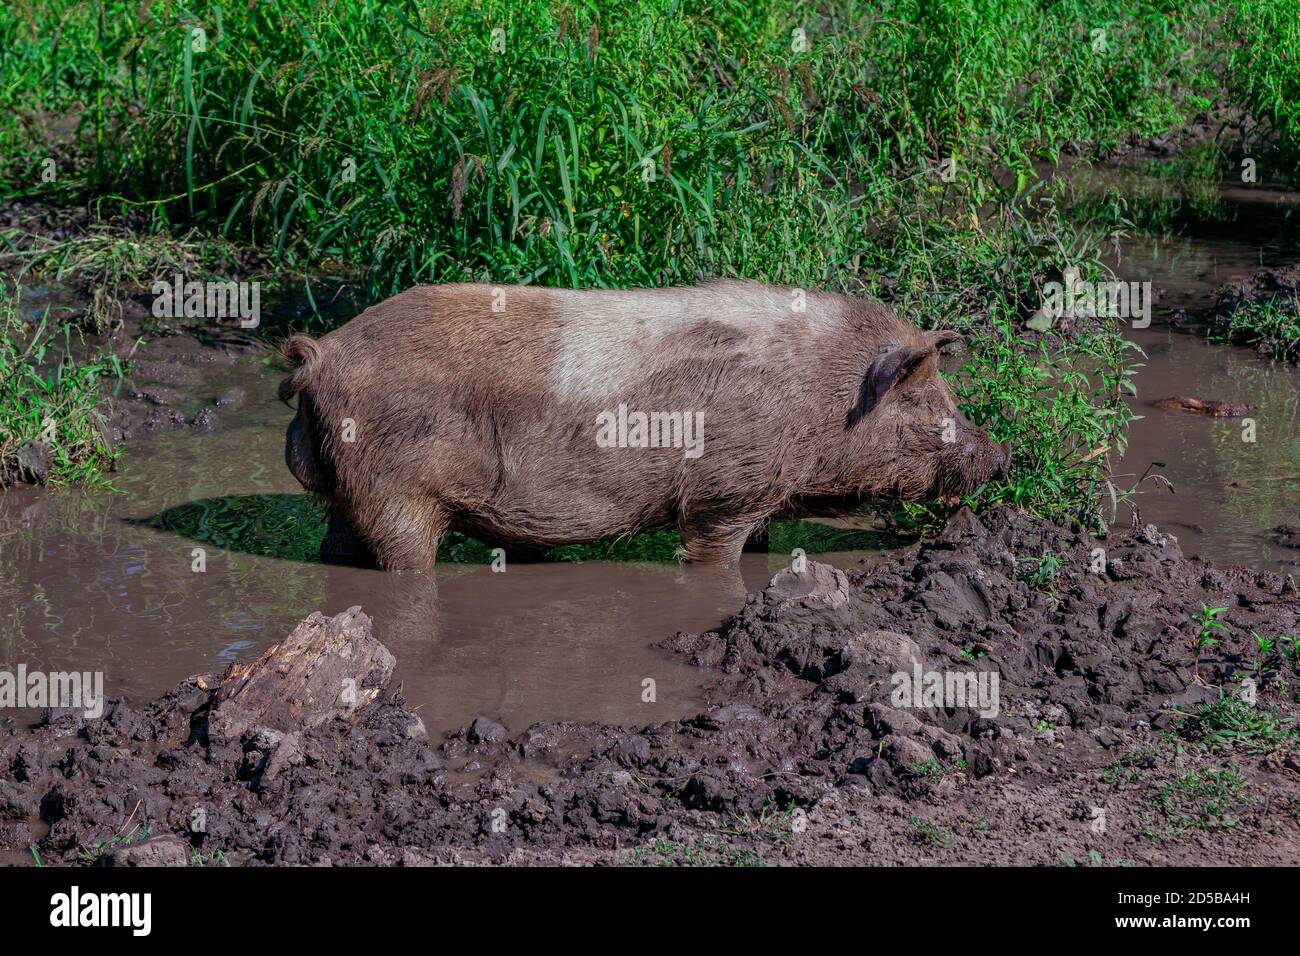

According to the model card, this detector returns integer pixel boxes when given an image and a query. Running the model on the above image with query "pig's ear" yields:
[848,345,930,426]
[926,329,963,351]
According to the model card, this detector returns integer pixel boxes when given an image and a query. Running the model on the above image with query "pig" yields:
[280,280,1010,570]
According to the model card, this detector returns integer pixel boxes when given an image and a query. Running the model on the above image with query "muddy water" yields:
[11,327,1293,738]
[1121,327,1300,574]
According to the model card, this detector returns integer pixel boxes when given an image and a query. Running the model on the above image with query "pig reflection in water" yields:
[317,557,761,735]
[282,281,1010,570]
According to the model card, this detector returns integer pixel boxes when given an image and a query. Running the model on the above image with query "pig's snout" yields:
[933,428,1011,500]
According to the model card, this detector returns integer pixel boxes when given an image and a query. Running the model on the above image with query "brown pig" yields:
[280,280,1010,569]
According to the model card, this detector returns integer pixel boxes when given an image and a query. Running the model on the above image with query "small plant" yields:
[723,798,801,848]
[1210,295,1300,363]
[1101,746,1158,785]
[0,279,124,487]
[190,847,231,867]
[1020,550,1063,598]
[1256,631,1300,676]
[1193,605,1228,647]
[1190,605,1228,682]
[909,757,966,780]
[910,817,956,848]
[78,823,152,863]
[629,836,765,868]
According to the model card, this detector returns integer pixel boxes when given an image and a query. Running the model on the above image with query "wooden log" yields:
[209,606,394,741]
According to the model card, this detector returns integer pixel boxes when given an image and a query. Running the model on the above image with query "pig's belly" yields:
[452,486,676,548]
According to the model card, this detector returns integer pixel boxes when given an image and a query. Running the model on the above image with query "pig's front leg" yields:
[355,496,450,571]
[678,514,767,567]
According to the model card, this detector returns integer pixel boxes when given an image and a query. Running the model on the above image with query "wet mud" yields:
[2,506,1297,866]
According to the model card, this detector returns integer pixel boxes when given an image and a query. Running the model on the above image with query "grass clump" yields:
[909,816,955,848]
[629,836,765,867]
[1174,692,1300,754]
[0,228,256,333]
[1019,549,1064,593]
[1101,745,1159,786]
[1153,767,1248,836]
[1227,1,1300,176]
[0,279,121,486]
[1211,296,1300,363]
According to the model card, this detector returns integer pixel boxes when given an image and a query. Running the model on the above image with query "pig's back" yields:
[320,280,890,407]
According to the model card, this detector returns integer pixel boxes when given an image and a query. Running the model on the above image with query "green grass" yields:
[1227,1,1300,176]
[1019,549,1064,593]
[0,0,1215,289]
[77,823,152,863]
[1153,767,1248,836]
[0,228,256,333]
[629,836,765,867]
[0,278,122,486]
[0,0,1249,517]
[190,847,230,867]
[1101,745,1159,785]
[910,757,966,780]
[909,816,955,847]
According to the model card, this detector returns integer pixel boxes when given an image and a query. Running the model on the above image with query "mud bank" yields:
[1205,263,1300,363]
[2,200,331,474]
[1,506,1297,866]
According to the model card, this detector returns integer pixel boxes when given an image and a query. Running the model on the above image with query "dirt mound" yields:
[2,506,1298,866]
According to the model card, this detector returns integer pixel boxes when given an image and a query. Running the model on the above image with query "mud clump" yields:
[3,506,1299,866]
[0,441,54,485]
[1151,396,1252,417]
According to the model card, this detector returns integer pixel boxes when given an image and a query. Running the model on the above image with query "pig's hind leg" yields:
[358,495,450,571]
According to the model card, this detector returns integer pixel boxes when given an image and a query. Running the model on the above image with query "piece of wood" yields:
[209,605,394,741]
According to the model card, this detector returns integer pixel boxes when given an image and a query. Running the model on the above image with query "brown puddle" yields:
[1121,327,1300,575]
[3,178,1300,737]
